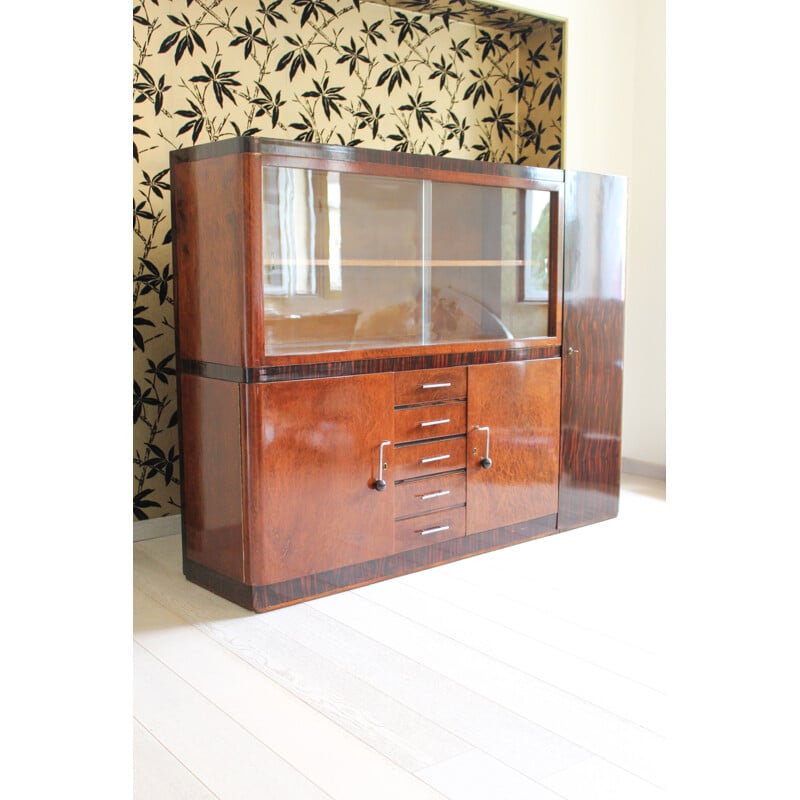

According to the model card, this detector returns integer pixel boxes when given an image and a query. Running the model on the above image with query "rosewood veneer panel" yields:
[558,172,627,529]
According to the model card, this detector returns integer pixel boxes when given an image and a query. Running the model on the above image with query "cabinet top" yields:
[169,136,563,184]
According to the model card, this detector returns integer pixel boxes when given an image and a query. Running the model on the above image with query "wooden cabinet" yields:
[170,137,626,612]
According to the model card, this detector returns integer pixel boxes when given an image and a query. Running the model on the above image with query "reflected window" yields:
[521,191,550,302]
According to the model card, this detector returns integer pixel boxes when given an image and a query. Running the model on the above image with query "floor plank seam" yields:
[135,583,444,799]
[308,602,657,787]
[437,568,661,657]
[345,588,666,738]
[134,599,340,800]
[366,578,666,694]
[133,717,222,800]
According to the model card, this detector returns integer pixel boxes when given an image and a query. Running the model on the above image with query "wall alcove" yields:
[133,0,564,520]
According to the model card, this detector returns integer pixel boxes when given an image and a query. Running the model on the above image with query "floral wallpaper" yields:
[133,0,564,521]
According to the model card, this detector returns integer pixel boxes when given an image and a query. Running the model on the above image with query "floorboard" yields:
[132,474,666,798]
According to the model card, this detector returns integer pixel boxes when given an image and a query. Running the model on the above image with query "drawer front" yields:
[394,402,466,444]
[393,436,466,481]
[395,367,467,406]
[395,472,466,519]
[395,507,466,552]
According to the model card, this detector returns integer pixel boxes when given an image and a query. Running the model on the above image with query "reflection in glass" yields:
[261,165,554,354]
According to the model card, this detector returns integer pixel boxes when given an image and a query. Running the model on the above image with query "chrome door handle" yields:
[421,382,452,389]
[567,345,580,355]
[374,440,391,491]
[474,425,492,469]
[420,418,450,428]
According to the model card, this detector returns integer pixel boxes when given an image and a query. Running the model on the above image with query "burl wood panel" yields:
[242,373,395,585]
[393,436,467,481]
[170,151,262,367]
[558,172,627,530]
[394,506,466,552]
[467,359,561,534]
[394,367,467,406]
[178,374,244,581]
[394,402,467,444]
[395,471,466,519]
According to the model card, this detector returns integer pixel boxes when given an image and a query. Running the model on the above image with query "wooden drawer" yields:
[393,436,466,481]
[395,507,466,552]
[395,472,466,519]
[395,367,467,406]
[394,402,466,444]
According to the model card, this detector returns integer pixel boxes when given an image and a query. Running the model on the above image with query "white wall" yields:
[505,0,666,472]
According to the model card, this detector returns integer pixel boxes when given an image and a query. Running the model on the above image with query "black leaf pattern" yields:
[132,0,563,520]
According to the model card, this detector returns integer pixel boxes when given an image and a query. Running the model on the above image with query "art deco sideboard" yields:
[169,137,627,612]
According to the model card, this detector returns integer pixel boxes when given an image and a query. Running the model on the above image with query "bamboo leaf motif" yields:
[231,17,269,59]
[303,77,347,120]
[399,91,436,132]
[190,60,242,108]
[391,12,428,46]
[132,0,563,520]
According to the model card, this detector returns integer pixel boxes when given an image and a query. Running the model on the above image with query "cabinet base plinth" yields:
[184,513,559,612]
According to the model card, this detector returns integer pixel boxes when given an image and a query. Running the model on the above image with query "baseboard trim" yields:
[621,457,666,481]
[134,514,181,542]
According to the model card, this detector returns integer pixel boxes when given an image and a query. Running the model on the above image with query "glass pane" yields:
[430,182,551,341]
[262,166,423,353]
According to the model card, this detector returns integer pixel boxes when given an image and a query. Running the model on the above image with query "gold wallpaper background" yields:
[133,0,564,520]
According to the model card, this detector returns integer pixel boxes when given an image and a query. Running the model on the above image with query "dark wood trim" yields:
[184,513,558,612]
[170,136,563,185]
[180,345,563,383]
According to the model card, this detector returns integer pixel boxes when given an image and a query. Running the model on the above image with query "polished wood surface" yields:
[466,360,561,535]
[171,138,564,373]
[242,373,395,585]
[170,152,261,367]
[183,512,558,612]
[395,472,466,519]
[178,374,244,581]
[171,135,563,187]
[558,172,627,530]
[181,344,563,383]
[394,507,466,552]
[393,436,467,481]
[171,138,625,614]
[394,367,467,406]
[394,402,467,444]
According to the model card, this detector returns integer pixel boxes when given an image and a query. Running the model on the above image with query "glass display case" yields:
[261,166,559,354]
[169,137,625,613]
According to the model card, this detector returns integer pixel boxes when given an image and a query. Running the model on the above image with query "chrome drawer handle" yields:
[474,425,492,469]
[421,382,452,389]
[420,454,450,464]
[374,440,391,491]
[419,490,451,501]
[419,525,450,536]
[420,418,450,427]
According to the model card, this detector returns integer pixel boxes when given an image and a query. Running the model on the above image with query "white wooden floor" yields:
[133,473,666,799]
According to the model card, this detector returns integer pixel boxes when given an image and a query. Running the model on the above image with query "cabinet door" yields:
[466,360,561,535]
[242,373,395,585]
[558,171,627,529]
